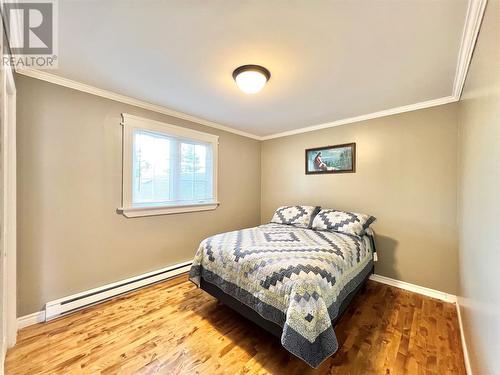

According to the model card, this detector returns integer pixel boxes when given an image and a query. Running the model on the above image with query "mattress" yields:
[189,223,374,367]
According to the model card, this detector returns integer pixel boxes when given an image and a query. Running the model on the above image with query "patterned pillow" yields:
[312,209,376,236]
[270,206,320,228]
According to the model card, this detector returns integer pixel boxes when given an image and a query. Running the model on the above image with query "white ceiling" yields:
[52,0,469,137]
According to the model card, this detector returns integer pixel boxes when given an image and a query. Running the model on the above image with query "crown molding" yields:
[16,0,485,141]
[13,69,458,142]
[262,0,486,141]
[452,0,488,99]
[15,68,262,140]
[260,95,457,140]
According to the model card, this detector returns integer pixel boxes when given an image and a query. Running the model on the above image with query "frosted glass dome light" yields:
[233,65,271,94]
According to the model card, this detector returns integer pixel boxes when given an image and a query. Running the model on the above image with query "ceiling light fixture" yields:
[233,65,271,94]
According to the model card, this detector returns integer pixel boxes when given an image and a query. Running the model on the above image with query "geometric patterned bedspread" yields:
[189,223,374,368]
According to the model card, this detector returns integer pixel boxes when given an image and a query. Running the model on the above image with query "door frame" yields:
[1,59,17,367]
[0,1,17,369]
[3,63,17,349]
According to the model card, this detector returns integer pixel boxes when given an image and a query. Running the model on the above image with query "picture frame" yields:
[305,143,356,175]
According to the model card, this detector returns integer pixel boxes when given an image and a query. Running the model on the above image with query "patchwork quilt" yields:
[189,223,374,368]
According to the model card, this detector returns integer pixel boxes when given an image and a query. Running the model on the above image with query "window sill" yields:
[118,202,219,218]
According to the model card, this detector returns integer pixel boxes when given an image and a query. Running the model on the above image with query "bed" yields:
[189,207,376,368]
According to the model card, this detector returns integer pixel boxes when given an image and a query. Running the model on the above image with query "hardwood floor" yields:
[6,275,466,375]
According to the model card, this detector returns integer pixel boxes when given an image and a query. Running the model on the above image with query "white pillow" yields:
[312,209,376,236]
[270,206,320,228]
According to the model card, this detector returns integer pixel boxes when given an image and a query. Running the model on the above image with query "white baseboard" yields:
[456,298,473,375]
[18,260,192,328]
[17,311,46,330]
[17,268,470,373]
[45,261,192,321]
[19,271,456,327]
[369,274,457,303]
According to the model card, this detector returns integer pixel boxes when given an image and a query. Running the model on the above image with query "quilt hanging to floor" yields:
[189,223,374,368]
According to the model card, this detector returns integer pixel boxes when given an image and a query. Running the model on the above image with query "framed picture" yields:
[305,143,356,174]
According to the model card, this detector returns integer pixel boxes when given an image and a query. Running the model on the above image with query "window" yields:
[119,114,219,217]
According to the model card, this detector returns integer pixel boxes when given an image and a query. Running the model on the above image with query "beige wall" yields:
[16,76,462,315]
[261,104,459,294]
[457,1,500,374]
[21,31,495,326]
[16,75,261,316]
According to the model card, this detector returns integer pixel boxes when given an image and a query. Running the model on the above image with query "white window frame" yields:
[119,113,219,218]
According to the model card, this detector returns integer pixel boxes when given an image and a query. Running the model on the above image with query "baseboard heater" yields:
[44,260,192,321]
